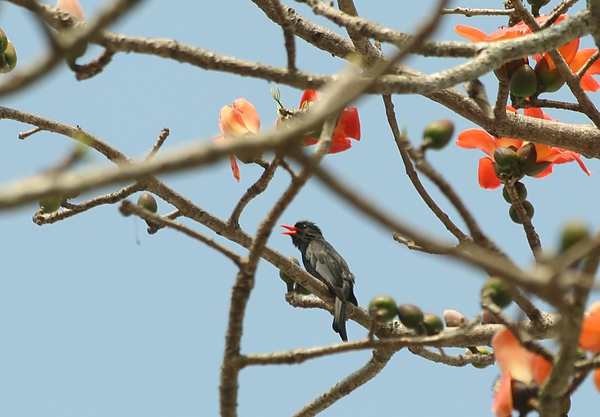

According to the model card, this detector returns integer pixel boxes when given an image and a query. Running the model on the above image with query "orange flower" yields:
[580,301,600,392]
[534,37,600,92]
[456,15,600,92]
[491,328,553,417]
[455,15,567,43]
[56,0,85,20]
[214,98,261,181]
[456,107,591,189]
[298,90,361,153]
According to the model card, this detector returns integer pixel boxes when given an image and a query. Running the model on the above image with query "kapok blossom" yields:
[455,15,600,92]
[214,98,261,181]
[455,15,567,44]
[579,301,600,392]
[56,0,85,20]
[491,327,553,417]
[296,90,361,153]
[534,37,600,92]
[456,106,591,189]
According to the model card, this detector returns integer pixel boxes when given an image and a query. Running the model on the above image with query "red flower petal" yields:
[478,157,502,189]
[329,137,352,153]
[531,354,553,386]
[492,372,514,417]
[299,90,319,108]
[454,24,488,42]
[456,129,497,157]
[335,107,361,141]
[230,155,240,182]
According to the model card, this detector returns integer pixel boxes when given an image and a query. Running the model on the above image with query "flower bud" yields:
[560,219,590,252]
[481,308,500,324]
[422,313,444,335]
[535,57,565,93]
[369,295,397,323]
[509,200,534,224]
[0,40,17,74]
[397,303,424,329]
[422,119,455,150]
[494,58,529,82]
[466,346,491,369]
[511,380,538,414]
[516,142,537,169]
[0,28,7,53]
[481,277,512,308]
[502,181,527,203]
[493,146,519,170]
[443,309,467,327]
[137,192,158,213]
[526,0,551,14]
[509,64,537,98]
[39,196,62,213]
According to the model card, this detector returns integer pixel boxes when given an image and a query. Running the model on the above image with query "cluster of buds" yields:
[0,28,17,74]
[367,296,444,336]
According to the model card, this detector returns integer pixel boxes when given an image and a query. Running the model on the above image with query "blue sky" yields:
[1,1,599,416]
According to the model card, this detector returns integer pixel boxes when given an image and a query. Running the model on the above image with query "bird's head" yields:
[281,221,323,247]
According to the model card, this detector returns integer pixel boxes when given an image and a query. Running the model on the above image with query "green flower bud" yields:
[502,181,527,203]
[137,192,158,213]
[511,380,538,415]
[516,143,537,170]
[560,219,590,252]
[0,28,7,53]
[494,146,519,170]
[526,0,550,6]
[516,143,552,176]
[535,57,565,93]
[0,40,17,74]
[527,0,550,16]
[369,295,397,323]
[467,346,491,369]
[397,303,424,329]
[481,277,512,308]
[494,58,529,82]
[422,313,443,335]
[39,196,62,214]
[509,64,538,98]
[509,200,535,224]
[422,119,455,150]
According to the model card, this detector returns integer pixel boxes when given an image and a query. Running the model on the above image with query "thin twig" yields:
[145,127,171,160]
[119,200,243,265]
[270,0,296,72]
[382,94,472,245]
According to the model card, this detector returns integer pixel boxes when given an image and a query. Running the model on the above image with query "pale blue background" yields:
[1,1,598,416]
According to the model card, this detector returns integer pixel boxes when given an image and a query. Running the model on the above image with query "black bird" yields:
[281,221,358,341]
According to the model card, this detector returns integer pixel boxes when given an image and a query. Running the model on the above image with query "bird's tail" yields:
[333,297,348,342]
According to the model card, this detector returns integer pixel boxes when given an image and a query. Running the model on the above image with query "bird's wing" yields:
[304,240,349,301]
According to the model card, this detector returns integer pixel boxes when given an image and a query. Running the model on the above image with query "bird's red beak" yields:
[280,224,298,235]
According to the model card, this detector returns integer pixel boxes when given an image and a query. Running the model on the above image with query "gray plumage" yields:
[282,221,358,341]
